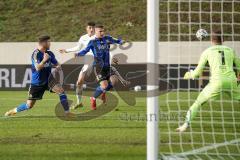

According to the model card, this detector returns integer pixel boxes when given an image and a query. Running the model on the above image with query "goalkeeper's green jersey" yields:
[192,44,240,81]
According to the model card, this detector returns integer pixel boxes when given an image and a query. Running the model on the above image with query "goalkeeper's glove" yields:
[184,70,194,80]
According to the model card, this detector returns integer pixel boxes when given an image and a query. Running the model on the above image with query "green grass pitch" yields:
[0,91,239,160]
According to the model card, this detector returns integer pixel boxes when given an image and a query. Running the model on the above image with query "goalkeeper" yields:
[177,30,240,132]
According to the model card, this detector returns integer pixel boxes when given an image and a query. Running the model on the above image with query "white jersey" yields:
[66,33,113,66]
[66,34,95,65]
[66,33,95,53]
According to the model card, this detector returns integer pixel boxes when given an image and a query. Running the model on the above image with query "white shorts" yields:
[81,64,91,73]
[79,64,93,79]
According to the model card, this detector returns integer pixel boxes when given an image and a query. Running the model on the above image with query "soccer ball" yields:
[134,85,141,92]
[196,29,208,40]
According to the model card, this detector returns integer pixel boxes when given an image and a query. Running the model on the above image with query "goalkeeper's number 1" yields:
[219,50,225,65]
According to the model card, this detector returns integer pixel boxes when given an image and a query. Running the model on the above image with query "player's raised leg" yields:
[91,80,111,110]
[91,65,115,109]
[4,82,48,117]
[100,67,130,103]
[71,65,90,109]
[176,83,220,132]
[5,100,36,116]
[51,84,74,117]
[75,75,84,107]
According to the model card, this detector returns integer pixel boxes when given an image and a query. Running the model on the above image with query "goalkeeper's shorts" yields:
[197,79,240,104]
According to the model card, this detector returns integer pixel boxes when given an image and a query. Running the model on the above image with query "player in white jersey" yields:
[59,22,96,109]
[59,22,129,109]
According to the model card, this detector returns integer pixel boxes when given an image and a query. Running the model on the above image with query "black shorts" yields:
[28,84,50,100]
[94,66,115,83]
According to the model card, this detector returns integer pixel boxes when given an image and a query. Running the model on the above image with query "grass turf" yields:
[0,91,239,160]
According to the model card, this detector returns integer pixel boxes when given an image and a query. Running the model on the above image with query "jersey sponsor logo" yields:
[98,44,107,50]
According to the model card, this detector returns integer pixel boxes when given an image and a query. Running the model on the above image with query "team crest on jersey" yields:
[44,61,51,67]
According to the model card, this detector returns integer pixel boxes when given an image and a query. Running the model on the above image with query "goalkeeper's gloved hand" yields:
[183,70,194,80]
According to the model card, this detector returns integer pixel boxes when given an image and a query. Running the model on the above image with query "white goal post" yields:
[147,0,159,160]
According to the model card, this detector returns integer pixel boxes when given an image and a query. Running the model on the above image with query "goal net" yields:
[159,0,240,159]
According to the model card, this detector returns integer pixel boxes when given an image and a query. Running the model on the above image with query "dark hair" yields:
[38,35,50,43]
[87,21,95,27]
[211,30,223,44]
[95,24,104,29]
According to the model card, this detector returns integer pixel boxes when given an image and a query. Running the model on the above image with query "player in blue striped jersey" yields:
[76,24,125,110]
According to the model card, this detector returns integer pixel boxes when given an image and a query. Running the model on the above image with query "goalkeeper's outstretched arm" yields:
[184,51,208,80]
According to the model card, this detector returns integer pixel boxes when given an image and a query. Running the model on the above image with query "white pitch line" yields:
[163,138,240,159]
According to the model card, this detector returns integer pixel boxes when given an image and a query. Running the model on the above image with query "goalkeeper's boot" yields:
[101,92,106,104]
[4,108,17,117]
[176,122,189,132]
[71,103,83,110]
[90,97,97,110]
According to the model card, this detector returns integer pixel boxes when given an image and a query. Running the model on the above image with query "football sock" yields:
[93,86,105,98]
[76,85,83,104]
[185,101,201,124]
[59,93,69,112]
[16,103,29,113]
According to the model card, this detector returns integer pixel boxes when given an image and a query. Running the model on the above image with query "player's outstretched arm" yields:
[107,36,124,45]
[75,41,93,57]
[183,70,194,80]
[59,38,83,54]
[184,51,208,80]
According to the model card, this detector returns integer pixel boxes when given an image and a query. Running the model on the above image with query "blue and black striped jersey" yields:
[31,49,58,86]
[77,35,123,67]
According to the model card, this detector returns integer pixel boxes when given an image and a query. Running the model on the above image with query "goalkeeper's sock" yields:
[185,101,201,124]
[59,93,69,112]
[16,103,30,113]
[93,86,104,98]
